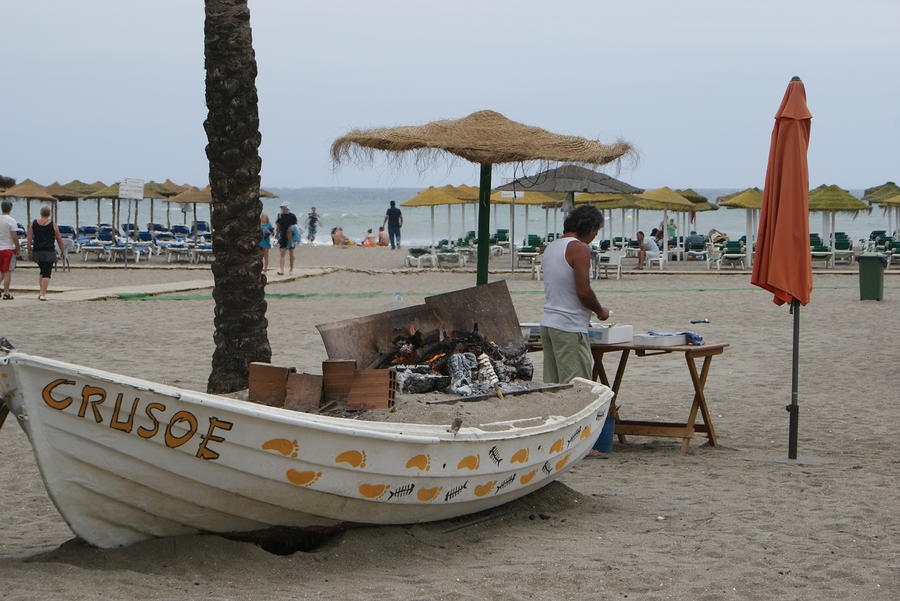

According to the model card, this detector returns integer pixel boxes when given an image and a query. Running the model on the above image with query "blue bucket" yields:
[593,415,616,454]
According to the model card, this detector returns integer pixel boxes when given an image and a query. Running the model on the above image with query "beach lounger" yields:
[810,245,834,268]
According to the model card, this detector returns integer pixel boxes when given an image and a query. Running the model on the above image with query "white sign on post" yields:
[119,178,144,200]
[499,177,520,199]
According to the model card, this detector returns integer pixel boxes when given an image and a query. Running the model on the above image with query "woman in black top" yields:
[27,205,66,301]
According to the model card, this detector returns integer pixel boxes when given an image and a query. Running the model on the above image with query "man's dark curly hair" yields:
[563,205,603,237]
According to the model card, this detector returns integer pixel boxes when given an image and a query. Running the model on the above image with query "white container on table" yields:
[587,324,634,344]
[633,333,687,346]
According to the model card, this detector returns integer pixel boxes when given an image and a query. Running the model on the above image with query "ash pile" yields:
[316,281,533,399]
[383,324,533,396]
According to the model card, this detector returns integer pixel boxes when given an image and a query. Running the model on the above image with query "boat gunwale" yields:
[2,352,611,444]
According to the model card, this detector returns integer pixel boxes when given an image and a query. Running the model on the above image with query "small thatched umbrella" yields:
[401,186,471,246]
[163,186,212,231]
[0,179,57,225]
[575,193,642,243]
[497,164,643,241]
[86,183,123,229]
[717,187,764,265]
[876,194,900,235]
[62,180,107,228]
[332,110,633,284]
[807,184,870,247]
[45,181,80,223]
[862,181,900,204]
[490,190,565,249]
[259,188,279,198]
[634,187,695,259]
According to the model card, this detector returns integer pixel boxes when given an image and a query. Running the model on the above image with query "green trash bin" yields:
[858,253,886,300]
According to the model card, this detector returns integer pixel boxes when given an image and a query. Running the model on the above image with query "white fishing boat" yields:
[0,348,611,549]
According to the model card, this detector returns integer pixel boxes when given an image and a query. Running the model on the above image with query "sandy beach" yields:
[1,248,897,600]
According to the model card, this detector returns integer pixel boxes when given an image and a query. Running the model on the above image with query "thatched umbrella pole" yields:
[476,164,492,285]
[75,199,80,229]
[430,206,435,246]
[96,199,101,227]
[26,199,31,224]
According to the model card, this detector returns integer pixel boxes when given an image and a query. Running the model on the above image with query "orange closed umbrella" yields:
[750,76,812,460]
[752,77,813,305]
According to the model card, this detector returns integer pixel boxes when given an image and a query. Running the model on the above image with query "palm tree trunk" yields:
[203,0,271,393]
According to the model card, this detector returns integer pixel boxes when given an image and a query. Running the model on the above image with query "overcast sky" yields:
[2,0,897,189]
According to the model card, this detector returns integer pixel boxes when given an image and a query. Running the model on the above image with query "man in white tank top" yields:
[540,205,609,385]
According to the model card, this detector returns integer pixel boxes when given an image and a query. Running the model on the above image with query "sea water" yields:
[6,187,890,247]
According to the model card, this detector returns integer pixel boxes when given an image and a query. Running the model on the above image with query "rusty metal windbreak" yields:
[316,281,526,370]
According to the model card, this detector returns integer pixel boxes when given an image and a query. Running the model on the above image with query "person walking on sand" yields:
[306,207,320,244]
[275,202,298,275]
[0,200,19,300]
[259,212,274,272]
[383,200,403,249]
[27,205,65,301]
[540,205,610,457]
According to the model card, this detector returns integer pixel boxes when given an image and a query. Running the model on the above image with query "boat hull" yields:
[0,352,611,548]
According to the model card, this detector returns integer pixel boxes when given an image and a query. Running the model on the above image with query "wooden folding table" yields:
[590,342,727,452]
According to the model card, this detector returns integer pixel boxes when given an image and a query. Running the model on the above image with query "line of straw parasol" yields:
[807,184,871,248]
[862,181,900,204]
[0,179,58,224]
[401,186,472,245]
[332,109,634,284]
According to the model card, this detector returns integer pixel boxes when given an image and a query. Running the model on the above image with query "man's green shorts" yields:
[540,326,593,384]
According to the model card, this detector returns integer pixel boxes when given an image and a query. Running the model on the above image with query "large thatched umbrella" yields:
[807,184,870,247]
[717,187,764,265]
[401,186,471,245]
[0,179,57,225]
[332,110,633,284]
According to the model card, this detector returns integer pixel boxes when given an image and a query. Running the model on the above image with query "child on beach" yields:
[259,213,274,272]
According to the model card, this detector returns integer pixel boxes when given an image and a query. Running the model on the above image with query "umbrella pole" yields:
[27,199,31,225]
[788,298,800,459]
[447,204,452,242]
[75,199,80,229]
[476,163,492,285]
[544,209,549,238]
[510,198,515,271]
[525,205,530,240]
[430,206,435,246]
[134,200,139,241]
[96,199,101,228]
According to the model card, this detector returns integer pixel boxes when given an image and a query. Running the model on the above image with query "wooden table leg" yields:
[592,348,630,443]
[682,352,718,452]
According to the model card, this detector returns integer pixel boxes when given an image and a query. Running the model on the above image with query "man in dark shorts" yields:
[0,200,19,300]
[275,202,298,275]
[306,206,319,244]
[382,200,403,249]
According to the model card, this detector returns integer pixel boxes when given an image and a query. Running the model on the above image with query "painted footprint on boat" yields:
[262,438,298,458]
[416,486,443,502]
[335,450,367,468]
[285,469,321,486]
[358,483,388,499]
[510,448,530,464]
[405,454,430,471]
[457,455,480,470]
[520,469,538,485]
